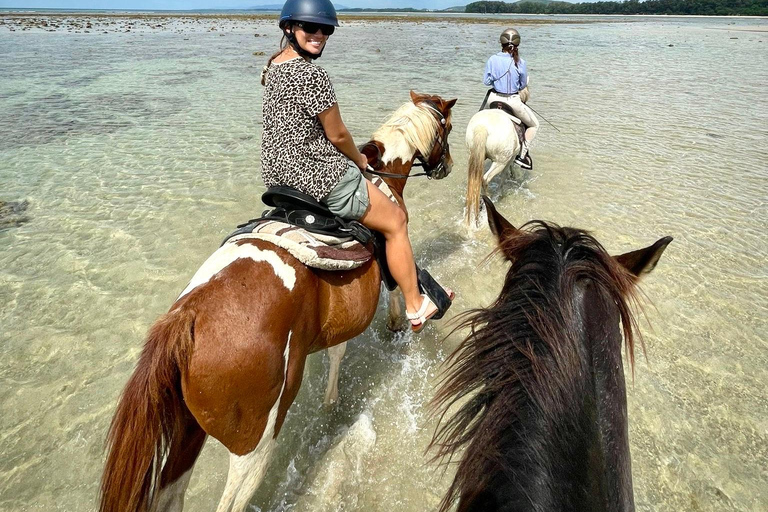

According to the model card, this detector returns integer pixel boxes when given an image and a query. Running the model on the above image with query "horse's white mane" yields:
[372,102,440,158]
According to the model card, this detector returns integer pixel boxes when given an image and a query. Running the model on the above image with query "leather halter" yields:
[366,101,451,180]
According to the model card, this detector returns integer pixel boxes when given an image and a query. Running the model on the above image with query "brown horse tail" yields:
[466,125,488,226]
[99,306,197,512]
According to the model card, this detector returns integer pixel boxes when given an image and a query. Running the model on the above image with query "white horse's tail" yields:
[466,125,488,227]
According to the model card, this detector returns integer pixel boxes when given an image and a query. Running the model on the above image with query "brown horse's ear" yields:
[614,236,673,277]
[482,196,518,240]
[409,90,423,104]
[443,98,457,110]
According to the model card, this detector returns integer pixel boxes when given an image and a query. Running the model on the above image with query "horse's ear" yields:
[482,196,518,240]
[409,90,420,103]
[443,98,457,110]
[614,236,673,277]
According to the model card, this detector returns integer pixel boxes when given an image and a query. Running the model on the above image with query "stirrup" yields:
[417,267,454,320]
[514,154,533,170]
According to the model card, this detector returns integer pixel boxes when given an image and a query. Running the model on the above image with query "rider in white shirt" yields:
[484,28,539,170]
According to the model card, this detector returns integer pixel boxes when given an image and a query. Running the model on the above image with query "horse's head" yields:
[408,90,457,180]
[483,194,672,363]
[430,197,673,512]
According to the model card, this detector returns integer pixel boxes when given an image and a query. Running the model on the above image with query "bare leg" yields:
[324,342,347,405]
[359,181,435,318]
[524,126,537,142]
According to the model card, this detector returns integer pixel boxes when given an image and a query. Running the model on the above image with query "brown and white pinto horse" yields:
[99,91,456,512]
[431,197,672,512]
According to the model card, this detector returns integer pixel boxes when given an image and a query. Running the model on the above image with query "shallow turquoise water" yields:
[1,14,766,512]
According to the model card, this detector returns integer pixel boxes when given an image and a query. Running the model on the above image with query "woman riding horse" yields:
[262,0,454,332]
[483,28,538,170]
[98,2,458,509]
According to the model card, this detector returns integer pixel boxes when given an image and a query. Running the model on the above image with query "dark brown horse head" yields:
[431,197,672,512]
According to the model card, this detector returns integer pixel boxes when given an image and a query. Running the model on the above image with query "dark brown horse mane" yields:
[429,221,642,512]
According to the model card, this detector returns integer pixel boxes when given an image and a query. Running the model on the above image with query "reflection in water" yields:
[0,14,766,512]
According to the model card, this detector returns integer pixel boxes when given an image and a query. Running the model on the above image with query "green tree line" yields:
[465,0,768,15]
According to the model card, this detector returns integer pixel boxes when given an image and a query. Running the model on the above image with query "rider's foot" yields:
[406,294,439,333]
[514,154,533,170]
[515,153,533,170]
[406,286,455,333]
[516,140,532,170]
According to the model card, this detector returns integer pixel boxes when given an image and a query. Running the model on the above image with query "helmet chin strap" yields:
[285,29,324,60]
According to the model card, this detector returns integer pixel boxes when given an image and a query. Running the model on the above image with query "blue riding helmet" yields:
[279,0,339,28]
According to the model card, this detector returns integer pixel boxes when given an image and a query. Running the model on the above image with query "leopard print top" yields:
[261,58,349,200]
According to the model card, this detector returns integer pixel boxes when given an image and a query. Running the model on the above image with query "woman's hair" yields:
[261,33,290,86]
[502,42,520,66]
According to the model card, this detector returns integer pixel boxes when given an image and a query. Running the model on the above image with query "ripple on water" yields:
[1,16,767,512]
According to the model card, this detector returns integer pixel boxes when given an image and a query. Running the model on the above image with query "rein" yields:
[365,166,430,179]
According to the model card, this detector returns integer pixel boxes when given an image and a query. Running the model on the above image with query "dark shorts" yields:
[321,164,370,220]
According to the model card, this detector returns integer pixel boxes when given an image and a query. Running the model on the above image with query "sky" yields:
[0,0,493,10]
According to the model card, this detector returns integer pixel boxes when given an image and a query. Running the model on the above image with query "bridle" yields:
[365,101,451,180]
[412,101,451,179]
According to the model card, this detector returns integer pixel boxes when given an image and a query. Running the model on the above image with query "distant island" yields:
[338,7,438,11]
[464,0,768,16]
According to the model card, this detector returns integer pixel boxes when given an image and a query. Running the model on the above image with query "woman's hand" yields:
[355,152,368,171]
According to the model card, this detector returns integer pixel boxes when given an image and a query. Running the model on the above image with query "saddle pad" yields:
[224,177,399,271]
[226,220,373,270]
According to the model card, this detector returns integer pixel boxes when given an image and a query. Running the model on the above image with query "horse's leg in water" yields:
[324,342,347,405]
[211,335,298,512]
[483,159,512,189]
[508,160,525,181]
[386,288,405,332]
[150,409,207,512]
[216,442,278,512]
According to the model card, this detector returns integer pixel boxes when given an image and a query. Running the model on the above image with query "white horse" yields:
[464,108,525,227]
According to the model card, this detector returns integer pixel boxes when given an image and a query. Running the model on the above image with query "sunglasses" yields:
[294,21,335,36]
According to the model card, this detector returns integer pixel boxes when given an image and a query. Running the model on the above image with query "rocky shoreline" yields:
[0,12,600,34]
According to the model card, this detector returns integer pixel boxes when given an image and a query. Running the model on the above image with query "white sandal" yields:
[406,294,438,333]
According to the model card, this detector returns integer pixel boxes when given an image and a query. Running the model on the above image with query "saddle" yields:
[488,101,523,125]
[262,186,374,244]
[222,184,453,317]
[221,186,398,290]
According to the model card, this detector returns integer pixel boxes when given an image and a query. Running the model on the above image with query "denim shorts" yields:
[321,164,370,220]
